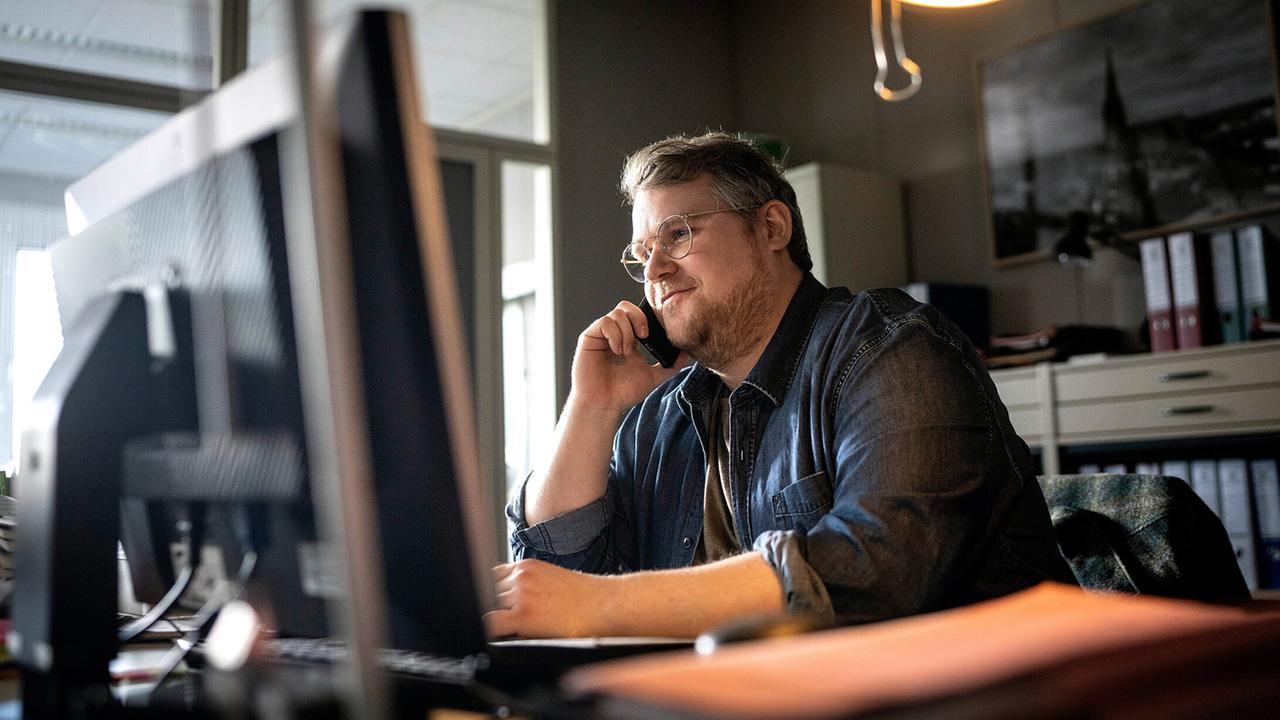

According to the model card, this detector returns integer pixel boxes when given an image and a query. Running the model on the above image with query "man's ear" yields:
[760,200,793,253]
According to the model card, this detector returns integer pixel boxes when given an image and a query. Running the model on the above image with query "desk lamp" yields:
[872,0,1005,101]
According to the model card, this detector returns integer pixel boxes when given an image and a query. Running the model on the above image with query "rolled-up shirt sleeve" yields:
[753,530,835,617]
[507,476,615,558]
[761,325,1006,623]
[505,406,643,574]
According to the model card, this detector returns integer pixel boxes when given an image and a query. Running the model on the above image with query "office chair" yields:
[1037,473,1251,603]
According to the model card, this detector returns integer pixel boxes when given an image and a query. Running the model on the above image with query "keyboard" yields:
[270,637,489,685]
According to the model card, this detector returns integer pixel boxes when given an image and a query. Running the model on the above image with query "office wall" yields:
[731,0,1149,336]
[550,0,1163,406]
[552,0,736,400]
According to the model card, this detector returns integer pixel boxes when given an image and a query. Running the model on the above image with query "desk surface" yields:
[6,586,1279,718]
[565,583,1280,719]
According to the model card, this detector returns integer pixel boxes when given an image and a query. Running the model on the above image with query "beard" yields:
[667,249,774,371]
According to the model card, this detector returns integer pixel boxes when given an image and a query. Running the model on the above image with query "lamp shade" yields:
[901,0,1004,7]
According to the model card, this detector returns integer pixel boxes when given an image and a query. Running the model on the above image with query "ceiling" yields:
[0,0,541,182]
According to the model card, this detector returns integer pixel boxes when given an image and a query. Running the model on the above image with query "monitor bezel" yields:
[60,5,498,658]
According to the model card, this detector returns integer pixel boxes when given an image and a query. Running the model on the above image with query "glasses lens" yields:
[658,216,692,259]
[626,239,649,263]
[619,215,693,283]
[621,243,647,282]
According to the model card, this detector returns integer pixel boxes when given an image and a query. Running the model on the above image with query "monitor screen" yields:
[37,7,495,667]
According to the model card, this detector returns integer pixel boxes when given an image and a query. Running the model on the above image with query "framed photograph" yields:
[978,0,1280,266]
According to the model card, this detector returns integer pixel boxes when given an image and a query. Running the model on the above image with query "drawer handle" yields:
[1157,370,1211,382]
[1161,405,1215,417]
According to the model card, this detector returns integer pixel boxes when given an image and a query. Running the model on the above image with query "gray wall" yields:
[730,0,1149,337]
[552,0,1162,405]
[553,0,737,400]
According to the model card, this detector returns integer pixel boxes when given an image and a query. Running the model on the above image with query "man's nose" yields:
[643,246,677,282]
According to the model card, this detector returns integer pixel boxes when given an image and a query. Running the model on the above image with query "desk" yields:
[9,586,1278,718]
[565,583,1280,719]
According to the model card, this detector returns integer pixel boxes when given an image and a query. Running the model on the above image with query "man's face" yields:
[632,176,774,370]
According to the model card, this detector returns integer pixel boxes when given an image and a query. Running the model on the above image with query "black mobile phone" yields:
[637,297,681,368]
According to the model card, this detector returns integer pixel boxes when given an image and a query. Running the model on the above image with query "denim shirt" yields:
[508,275,1076,622]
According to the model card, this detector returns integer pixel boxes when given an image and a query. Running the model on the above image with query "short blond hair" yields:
[620,132,812,273]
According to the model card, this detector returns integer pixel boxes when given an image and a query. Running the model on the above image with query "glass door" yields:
[437,137,557,561]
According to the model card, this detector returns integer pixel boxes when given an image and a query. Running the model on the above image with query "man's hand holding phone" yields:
[525,297,688,526]
[635,297,681,369]
[570,298,687,415]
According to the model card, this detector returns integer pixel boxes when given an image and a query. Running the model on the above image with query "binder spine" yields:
[1190,459,1221,518]
[1237,225,1277,335]
[1210,230,1244,344]
[1168,232,1220,349]
[1160,460,1190,487]
[1218,459,1258,590]
[1251,459,1280,589]
[1140,237,1177,352]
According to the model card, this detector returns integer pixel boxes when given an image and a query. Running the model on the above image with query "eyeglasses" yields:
[620,206,755,282]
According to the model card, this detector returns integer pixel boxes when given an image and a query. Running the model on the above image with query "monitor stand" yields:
[11,290,195,718]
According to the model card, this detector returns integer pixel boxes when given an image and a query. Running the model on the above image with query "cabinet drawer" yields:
[1006,406,1041,443]
[992,371,1038,407]
[1057,386,1280,439]
[1054,345,1280,402]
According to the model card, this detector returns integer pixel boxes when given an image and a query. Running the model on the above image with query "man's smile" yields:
[658,286,693,307]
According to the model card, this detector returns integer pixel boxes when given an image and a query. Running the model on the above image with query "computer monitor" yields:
[13,8,497,710]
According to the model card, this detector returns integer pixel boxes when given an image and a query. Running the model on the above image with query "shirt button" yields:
[682,537,692,548]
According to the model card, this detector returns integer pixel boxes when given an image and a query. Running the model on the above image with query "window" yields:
[248,0,549,143]
[0,89,169,469]
[500,159,555,493]
[11,250,62,467]
[0,2,557,549]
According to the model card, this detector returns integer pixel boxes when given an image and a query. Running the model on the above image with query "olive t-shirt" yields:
[694,396,740,565]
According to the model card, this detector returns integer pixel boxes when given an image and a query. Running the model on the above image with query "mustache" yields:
[654,284,694,304]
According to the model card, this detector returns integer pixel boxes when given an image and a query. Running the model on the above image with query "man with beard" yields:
[486,133,1074,639]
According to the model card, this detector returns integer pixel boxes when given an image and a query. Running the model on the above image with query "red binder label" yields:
[1140,237,1176,351]
[1169,232,1205,348]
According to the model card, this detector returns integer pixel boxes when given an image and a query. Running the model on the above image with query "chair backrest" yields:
[1037,473,1251,603]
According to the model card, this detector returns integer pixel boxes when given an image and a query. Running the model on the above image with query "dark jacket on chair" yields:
[1038,473,1250,603]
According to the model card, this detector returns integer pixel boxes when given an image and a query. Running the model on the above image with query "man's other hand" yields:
[485,559,617,639]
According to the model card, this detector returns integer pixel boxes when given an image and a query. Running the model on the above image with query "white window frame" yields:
[436,127,559,560]
[0,1,561,555]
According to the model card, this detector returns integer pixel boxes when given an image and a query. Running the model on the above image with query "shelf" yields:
[1116,203,1280,244]
[990,339,1280,474]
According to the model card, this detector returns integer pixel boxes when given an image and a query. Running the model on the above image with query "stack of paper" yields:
[0,496,14,606]
[565,583,1280,718]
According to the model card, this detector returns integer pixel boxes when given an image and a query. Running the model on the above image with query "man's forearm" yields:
[523,394,625,526]
[607,552,786,637]
[487,552,786,639]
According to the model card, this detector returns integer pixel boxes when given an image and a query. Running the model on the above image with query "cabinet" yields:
[990,340,1280,474]
[784,162,907,292]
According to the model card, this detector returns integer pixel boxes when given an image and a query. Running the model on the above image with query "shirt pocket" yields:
[771,471,834,533]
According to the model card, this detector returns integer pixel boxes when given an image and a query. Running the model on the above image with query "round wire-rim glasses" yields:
[620,206,756,282]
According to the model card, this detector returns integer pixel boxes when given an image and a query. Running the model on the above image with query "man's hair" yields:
[620,132,812,273]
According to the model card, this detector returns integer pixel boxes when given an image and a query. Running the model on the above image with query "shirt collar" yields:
[677,273,828,410]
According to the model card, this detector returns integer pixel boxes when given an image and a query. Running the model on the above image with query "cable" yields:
[145,505,262,702]
[148,549,258,690]
[118,503,206,643]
